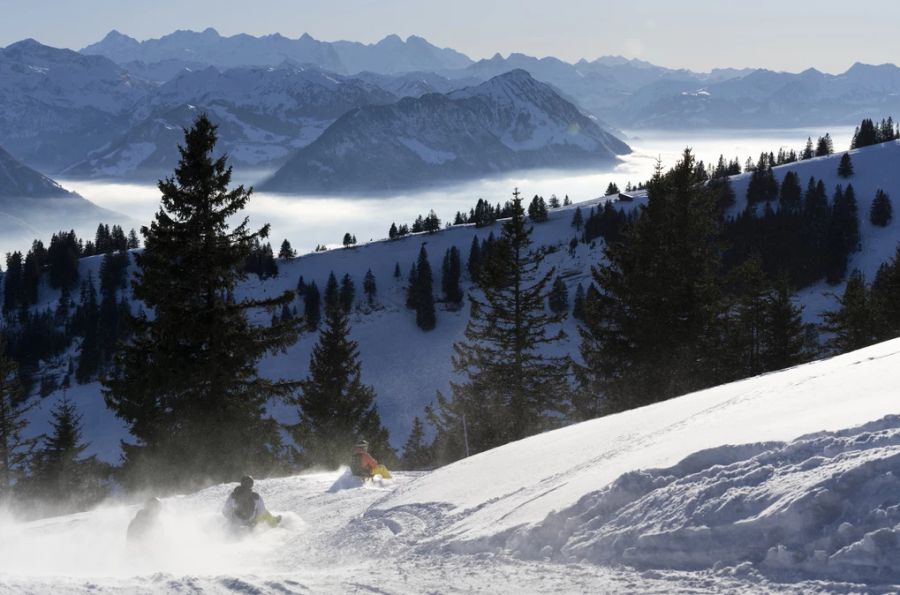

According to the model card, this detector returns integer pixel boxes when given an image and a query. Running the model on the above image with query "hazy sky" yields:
[0,0,896,73]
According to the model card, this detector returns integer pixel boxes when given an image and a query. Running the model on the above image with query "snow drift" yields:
[511,415,900,583]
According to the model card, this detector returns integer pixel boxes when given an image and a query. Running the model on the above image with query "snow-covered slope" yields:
[22,140,900,466]
[727,140,900,321]
[2,339,899,592]
[260,70,631,193]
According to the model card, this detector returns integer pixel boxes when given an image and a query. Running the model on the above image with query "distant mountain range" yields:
[259,70,630,193]
[64,64,402,180]
[81,29,471,76]
[3,30,900,191]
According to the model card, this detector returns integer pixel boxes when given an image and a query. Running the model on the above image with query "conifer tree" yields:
[393,263,401,279]
[870,246,900,340]
[824,184,860,284]
[746,153,779,204]
[363,270,377,306]
[406,262,419,310]
[400,416,431,470]
[304,282,321,329]
[870,189,893,227]
[27,397,108,512]
[571,207,583,231]
[578,149,723,413]
[388,223,398,239]
[75,275,101,384]
[548,276,569,314]
[127,229,140,249]
[3,252,23,315]
[103,115,300,489]
[572,283,586,320]
[762,278,812,370]
[413,246,436,330]
[837,153,854,178]
[290,285,392,468]
[801,137,815,160]
[441,247,463,305]
[423,210,441,233]
[339,273,355,313]
[527,195,549,222]
[605,182,620,196]
[816,134,834,156]
[428,190,569,462]
[722,257,770,378]
[822,270,875,353]
[467,236,482,280]
[778,171,803,214]
[851,118,879,148]
[278,239,296,259]
[0,340,33,499]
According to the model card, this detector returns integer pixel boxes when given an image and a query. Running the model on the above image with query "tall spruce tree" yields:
[339,273,355,313]
[413,246,436,330]
[722,257,770,379]
[837,153,854,178]
[400,416,431,470]
[290,284,392,468]
[304,281,321,329]
[441,247,463,305]
[548,276,569,314]
[27,397,108,513]
[0,340,33,500]
[822,270,875,353]
[428,190,569,462]
[762,278,812,370]
[871,246,900,340]
[363,269,377,306]
[103,115,300,489]
[870,189,893,227]
[577,149,723,414]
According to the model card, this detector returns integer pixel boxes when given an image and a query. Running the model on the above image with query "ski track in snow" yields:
[4,339,900,592]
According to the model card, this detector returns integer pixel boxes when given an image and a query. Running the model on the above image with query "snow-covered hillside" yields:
[728,139,900,322]
[2,338,898,592]
[22,140,900,464]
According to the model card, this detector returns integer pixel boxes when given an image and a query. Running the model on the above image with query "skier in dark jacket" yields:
[223,475,281,528]
[127,497,163,542]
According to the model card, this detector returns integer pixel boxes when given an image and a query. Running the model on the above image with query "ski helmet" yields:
[240,475,254,489]
[355,439,370,451]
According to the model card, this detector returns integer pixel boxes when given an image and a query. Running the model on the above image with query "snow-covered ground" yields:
[3,338,899,592]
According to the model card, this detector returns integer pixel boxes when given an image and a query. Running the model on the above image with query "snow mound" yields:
[507,415,900,583]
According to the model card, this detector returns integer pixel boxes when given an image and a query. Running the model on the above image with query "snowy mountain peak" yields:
[0,145,73,198]
[260,69,629,193]
[377,34,404,45]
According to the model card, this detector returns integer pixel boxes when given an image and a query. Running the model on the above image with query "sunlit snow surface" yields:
[3,339,900,592]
